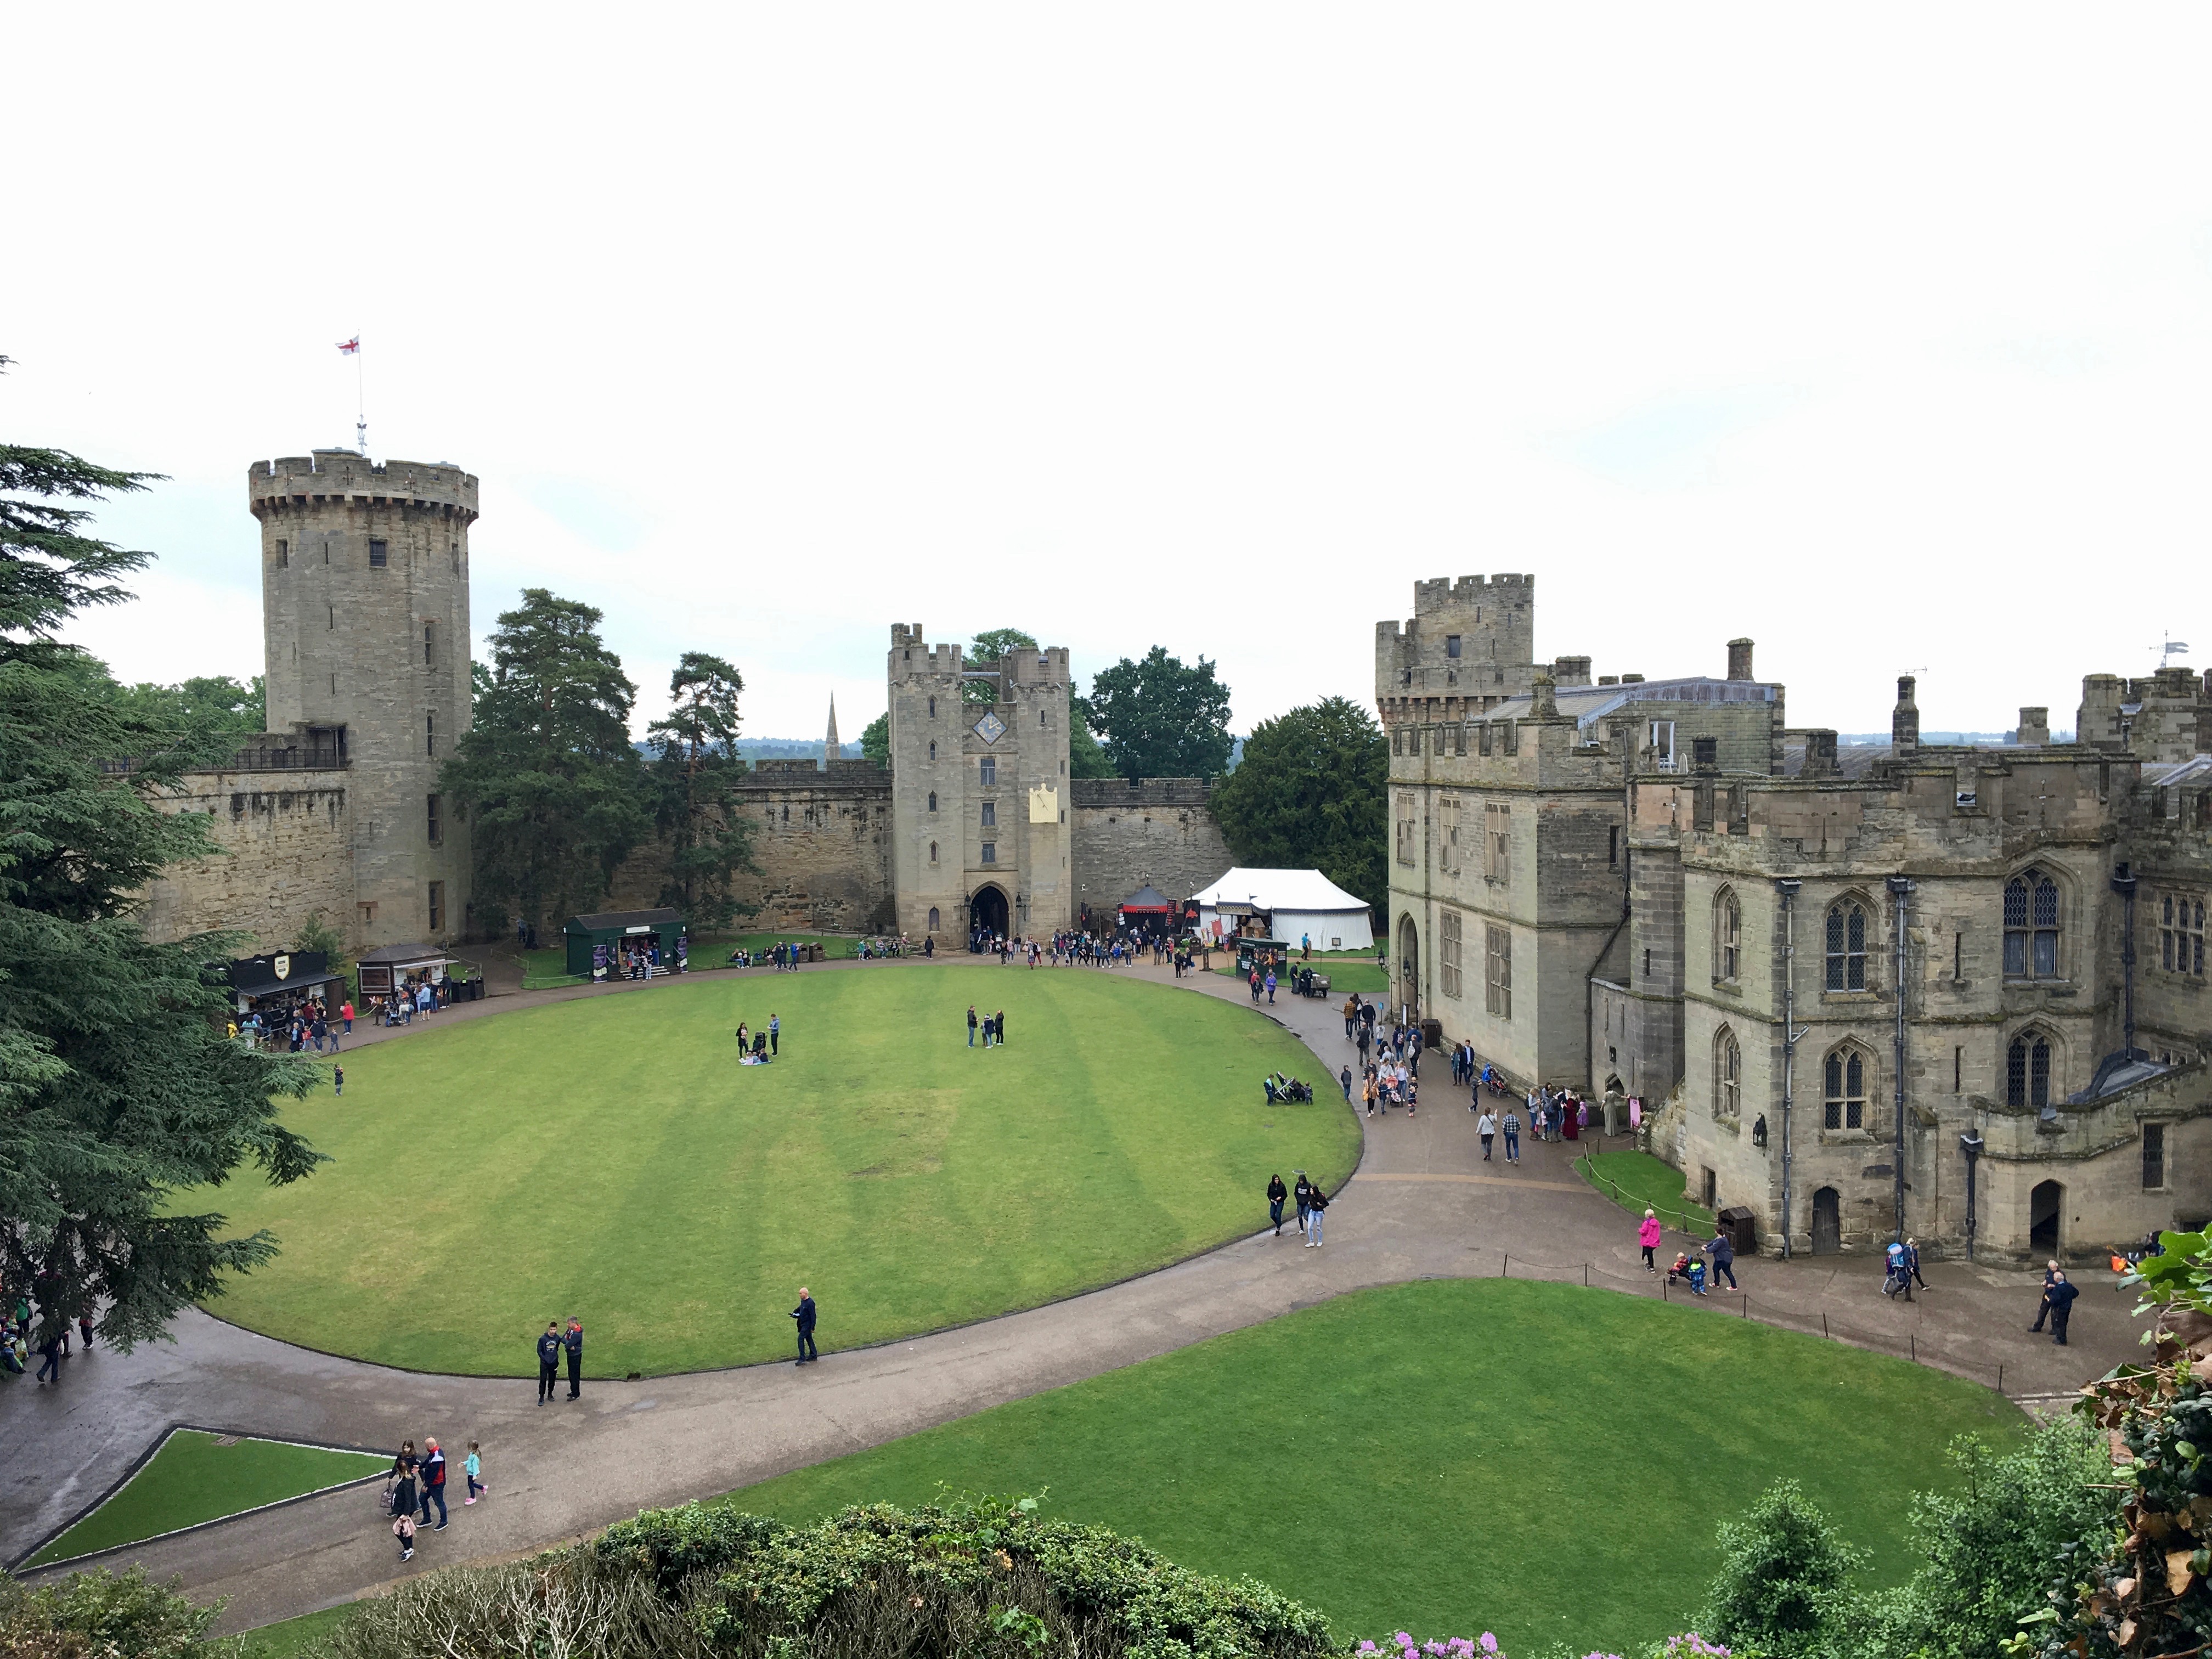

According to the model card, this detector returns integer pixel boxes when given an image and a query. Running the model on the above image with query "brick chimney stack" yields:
[1726,638,1754,682]
[1893,676,1920,754]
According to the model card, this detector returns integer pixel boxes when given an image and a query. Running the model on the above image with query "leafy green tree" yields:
[111,673,264,746]
[964,627,1040,705]
[645,652,761,931]
[1068,718,1116,778]
[1208,696,1385,915]
[1853,1425,2114,1659]
[1078,646,1233,781]
[858,711,889,765]
[0,390,322,1350]
[1697,1479,1864,1658]
[439,589,649,938]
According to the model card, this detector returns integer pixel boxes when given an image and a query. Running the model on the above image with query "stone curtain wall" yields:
[138,771,355,952]
[1070,778,1232,921]
[602,762,896,934]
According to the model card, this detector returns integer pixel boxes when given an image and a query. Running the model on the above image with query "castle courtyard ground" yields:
[1,953,2129,1633]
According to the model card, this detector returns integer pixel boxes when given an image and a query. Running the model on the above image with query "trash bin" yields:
[1718,1205,1758,1254]
[1420,1018,1444,1052]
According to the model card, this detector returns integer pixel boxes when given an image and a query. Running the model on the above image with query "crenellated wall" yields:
[139,768,354,951]
[1069,778,1232,922]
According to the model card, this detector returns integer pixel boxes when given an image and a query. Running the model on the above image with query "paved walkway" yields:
[1,956,2126,1632]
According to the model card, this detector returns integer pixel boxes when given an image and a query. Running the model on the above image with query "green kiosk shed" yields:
[564,908,687,978]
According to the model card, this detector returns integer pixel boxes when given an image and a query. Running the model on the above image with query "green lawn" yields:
[714,1279,2022,1654]
[236,1603,356,1659]
[1582,1148,1715,1233]
[185,967,1359,1376]
[26,1432,387,1567]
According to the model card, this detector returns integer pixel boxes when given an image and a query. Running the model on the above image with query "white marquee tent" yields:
[1188,867,1374,953]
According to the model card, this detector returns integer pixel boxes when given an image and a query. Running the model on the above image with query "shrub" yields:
[0,1568,225,1659]
[1694,1480,1863,1659]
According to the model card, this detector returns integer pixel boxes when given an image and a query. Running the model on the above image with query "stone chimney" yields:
[1727,639,1755,682]
[1530,673,1559,718]
[2077,673,2125,748]
[1802,729,1839,778]
[1892,676,1920,754]
[2016,706,2050,746]
[1552,656,1593,687]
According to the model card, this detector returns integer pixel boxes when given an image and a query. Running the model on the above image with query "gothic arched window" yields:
[1824,1046,1867,1130]
[928,792,937,812]
[929,741,937,762]
[1825,898,1867,991]
[929,840,938,864]
[1714,1026,1740,1118]
[2007,1030,2055,1108]
[1714,888,1741,984]
[2005,867,2061,980]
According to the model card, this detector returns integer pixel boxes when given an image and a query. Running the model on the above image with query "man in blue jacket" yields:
[536,1323,562,1405]
[2046,1271,2079,1346]
[563,1317,584,1399]
[791,1287,817,1364]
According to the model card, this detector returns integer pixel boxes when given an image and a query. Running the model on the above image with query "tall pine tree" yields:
[0,365,323,1348]
[646,652,760,930]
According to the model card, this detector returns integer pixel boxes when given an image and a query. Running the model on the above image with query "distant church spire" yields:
[824,694,840,769]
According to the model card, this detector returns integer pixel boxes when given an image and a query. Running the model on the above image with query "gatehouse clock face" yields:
[974,711,1007,745]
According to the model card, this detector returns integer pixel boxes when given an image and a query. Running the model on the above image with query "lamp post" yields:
[1958,1132,1984,1262]
[1777,878,1803,1260]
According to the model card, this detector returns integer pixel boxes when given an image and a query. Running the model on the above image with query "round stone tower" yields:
[249,450,477,950]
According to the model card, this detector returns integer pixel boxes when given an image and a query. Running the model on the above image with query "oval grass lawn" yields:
[188,964,1358,1375]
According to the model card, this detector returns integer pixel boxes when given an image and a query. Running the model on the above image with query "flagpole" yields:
[355,332,367,456]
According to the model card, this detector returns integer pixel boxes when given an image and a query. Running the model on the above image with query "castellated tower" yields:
[887,625,1073,944]
[250,450,475,950]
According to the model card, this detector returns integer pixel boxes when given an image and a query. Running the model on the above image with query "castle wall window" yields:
[276,539,289,567]
[1824,1047,1866,1130]
[1482,801,1511,884]
[2004,867,2061,979]
[2161,893,2205,976]
[980,757,996,786]
[929,696,936,717]
[929,741,936,761]
[980,801,996,827]
[427,794,442,845]
[928,792,937,812]
[1825,898,1867,991]
[426,712,436,757]
[1485,925,1512,1020]
[2145,1121,2167,1190]
[2006,1030,2053,1109]
[1396,793,1417,866]
[1716,1027,1741,1118]
[424,622,436,665]
[328,605,335,631]
[428,881,444,933]
[1439,794,1462,874]
[1439,907,1463,999]
[1714,888,1741,984]
[929,841,938,864]
[1446,634,1462,659]
[981,842,997,864]
[369,539,388,568]
[1479,723,1493,757]
[928,906,941,932]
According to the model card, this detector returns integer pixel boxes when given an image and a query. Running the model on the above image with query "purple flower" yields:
[1480,1638,1498,1656]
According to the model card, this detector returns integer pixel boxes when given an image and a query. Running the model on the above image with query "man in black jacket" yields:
[792,1288,818,1364]
[2046,1271,2079,1346]
[537,1322,562,1404]
[563,1318,584,1399]
[1267,1174,1288,1235]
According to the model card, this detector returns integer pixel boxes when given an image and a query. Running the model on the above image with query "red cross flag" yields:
[337,337,359,354]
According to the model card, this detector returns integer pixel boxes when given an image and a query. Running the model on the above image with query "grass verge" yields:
[714,1279,2022,1654]
[26,1432,387,1568]
[1579,1148,1716,1233]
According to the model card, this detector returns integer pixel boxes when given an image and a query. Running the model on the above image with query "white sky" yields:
[9,5,2210,739]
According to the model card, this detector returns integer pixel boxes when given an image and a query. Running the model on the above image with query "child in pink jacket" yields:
[1639,1209,1663,1273]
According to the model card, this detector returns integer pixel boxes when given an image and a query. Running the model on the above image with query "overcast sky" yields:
[9,5,2209,739]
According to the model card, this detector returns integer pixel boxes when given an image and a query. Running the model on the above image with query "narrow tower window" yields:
[369,539,388,568]
[426,711,436,757]
[427,794,443,844]
[328,605,335,631]
[276,539,289,567]
[424,622,436,665]
[428,881,444,933]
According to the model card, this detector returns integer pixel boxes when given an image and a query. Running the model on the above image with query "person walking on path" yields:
[1639,1209,1663,1272]
[968,1005,978,1047]
[419,1439,449,1529]
[1305,1183,1328,1246]
[1339,1063,1353,1103]
[391,1475,419,1562]
[769,1014,780,1056]
[1501,1105,1521,1163]
[2029,1260,2061,1331]
[563,1318,584,1398]
[340,998,354,1035]
[1905,1236,1927,1292]
[1249,968,1263,1003]
[1267,1173,1288,1235]
[1703,1225,1739,1290]
[1343,996,1358,1041]
[334,1065,343,1097]
[537,1323,562,1405]
[1265,969,1276,1004]
[2046,1271,2079,1346]
[791,1287,819,1364]
[1294,1172,1313,1237]
[35,1328,61,1384]
[1476,1109,1497,1161]
[464,1442,486,1504]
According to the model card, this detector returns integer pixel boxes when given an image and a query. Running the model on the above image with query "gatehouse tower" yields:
[249,450,476,949]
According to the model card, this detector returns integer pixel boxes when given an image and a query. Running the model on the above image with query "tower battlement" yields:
[1408,572,1534,610]
[251,453,479,522]
[1377,572,1540,702]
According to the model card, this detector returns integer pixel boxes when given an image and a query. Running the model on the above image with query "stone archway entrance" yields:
[969,884,1009,943]
[2030,1179,2064,1256]
[1811,1187,1841,1255]
[1396,913,1420,1019]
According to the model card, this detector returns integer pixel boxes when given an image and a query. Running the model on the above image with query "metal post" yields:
[1776,879,1803,1260]
[1887,876,1914,1248]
